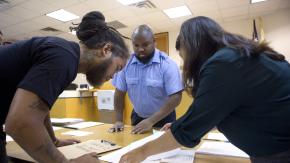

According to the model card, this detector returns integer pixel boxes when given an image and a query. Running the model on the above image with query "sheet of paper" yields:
[51,118,83,126]
[100,131,165,163]
[6,135,14,142]
[61,130,93,137]
[142,148,195,163]
[64,121,104,129]
[58,140,121,159]
[160,150,195,163]
[52,126,64,131]
[196,141,249,158]
[206,132,228,142]
[144,148,181,161]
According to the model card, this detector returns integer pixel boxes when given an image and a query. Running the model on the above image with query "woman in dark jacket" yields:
[120,16,290,163]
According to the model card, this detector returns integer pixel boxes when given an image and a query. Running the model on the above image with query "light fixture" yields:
[117,0,145,5]
[251,0,267,4]
[163,5,192,19]
[46,9,79,22]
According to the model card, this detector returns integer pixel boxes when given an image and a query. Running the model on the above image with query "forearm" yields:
[114,89,125,122]
[143,130,181,158]
[5,89,69,163]
[8,120,68,163]
[44,114,57,143]
[147,92,182,124]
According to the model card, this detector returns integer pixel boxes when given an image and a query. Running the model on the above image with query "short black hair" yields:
[132,24,154,40]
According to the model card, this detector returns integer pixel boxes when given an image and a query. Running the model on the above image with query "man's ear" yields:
[101,43,113,57]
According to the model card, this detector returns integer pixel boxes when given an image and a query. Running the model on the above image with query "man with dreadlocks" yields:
[0,11,129,163]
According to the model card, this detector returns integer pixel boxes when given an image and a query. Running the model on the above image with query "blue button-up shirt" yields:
[112,49,184,118]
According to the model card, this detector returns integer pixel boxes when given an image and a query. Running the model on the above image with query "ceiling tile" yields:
[278,0,290,9]
[217,0,249,9]
[141,11,169,22]
[104,8,136,20]
[195,10,222,20]
[0,13,22,28]
[119,15,146,28]
[32,15,63,28]
[3,6,38,20]
[187,0,218,13]
[221,6,249,18]
[84,0,123,12]
[18,0,56,15]
[150,0,186,9]
[40,0,83,9]
[64,3,90,16]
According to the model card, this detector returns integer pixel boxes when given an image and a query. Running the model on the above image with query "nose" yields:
[137,47,145,52]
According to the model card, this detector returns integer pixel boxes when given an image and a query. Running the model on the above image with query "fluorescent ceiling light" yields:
[251,0,267,4]
[117,0,145,5]
[46,9,79,22]
[163,5,192,19]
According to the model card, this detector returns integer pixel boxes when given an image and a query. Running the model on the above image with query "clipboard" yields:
[58,139,121,159]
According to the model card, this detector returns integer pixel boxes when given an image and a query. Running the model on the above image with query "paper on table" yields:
[160,150,195,163]
[143,148,181,161]
[206,132,228,142]
[100,131,165,163]
[52,126,64,131]
[6,135,14,142]
[61,130,93,137]
[196,141,249,158]
[64,121,104,129]
[142,148,195,163]
[51,118,83,126]
[58,140,121,159]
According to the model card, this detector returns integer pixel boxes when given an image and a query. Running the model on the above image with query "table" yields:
[6,124,250,163]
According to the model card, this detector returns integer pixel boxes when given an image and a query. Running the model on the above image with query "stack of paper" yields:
[64,121,104,129]
[58,140,121,159]
[142,148,195,163]
[51,118,83,126]
[100,131,165,163]
[196,141,249,158]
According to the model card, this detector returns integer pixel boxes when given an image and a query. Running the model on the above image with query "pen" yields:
[101,139,116,146]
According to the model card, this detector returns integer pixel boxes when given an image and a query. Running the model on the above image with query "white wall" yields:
[263,9,290,60]
[167,8,290,65]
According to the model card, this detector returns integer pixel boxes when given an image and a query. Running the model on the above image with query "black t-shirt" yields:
[0,37,80,125]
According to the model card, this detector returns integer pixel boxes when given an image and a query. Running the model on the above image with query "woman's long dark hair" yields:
[176,16,285,97]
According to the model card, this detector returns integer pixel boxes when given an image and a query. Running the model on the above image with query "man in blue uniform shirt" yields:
[110,25,183,134]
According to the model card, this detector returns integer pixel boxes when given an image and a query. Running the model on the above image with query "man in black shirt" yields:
[0,11,129,163]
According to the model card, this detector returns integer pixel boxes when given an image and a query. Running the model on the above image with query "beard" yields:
[85,57,113,88]
[135,50,155,64]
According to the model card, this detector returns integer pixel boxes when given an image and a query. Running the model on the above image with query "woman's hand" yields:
[160,123,172,131]
[119,148,147,163]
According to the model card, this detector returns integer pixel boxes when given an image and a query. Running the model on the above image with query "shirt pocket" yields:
[126,77,139,98]
[145,79,164,98]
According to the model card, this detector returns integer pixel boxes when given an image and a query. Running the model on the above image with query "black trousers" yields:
[131,110,176,128]
[250,149,290,163]
[0,126,8,163]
